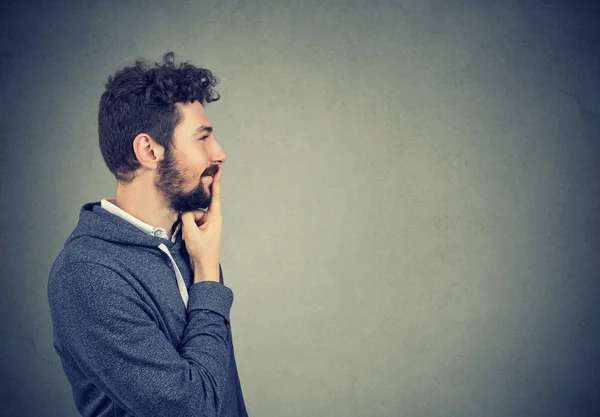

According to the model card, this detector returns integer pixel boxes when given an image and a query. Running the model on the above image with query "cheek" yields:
[182,147,209,173]
[191,144,209,163]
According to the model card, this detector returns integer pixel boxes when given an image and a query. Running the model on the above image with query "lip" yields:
[204,166,220,177]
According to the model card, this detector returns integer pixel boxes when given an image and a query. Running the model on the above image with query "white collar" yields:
[100,198,180,243]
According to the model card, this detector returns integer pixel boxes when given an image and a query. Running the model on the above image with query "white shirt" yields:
[101,198,182,242]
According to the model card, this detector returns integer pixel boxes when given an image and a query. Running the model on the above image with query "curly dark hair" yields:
[98,51,220,183]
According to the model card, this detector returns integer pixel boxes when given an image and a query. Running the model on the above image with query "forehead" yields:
[175,101,210,132]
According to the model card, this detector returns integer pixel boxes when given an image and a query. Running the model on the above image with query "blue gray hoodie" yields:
[48,201,248,417]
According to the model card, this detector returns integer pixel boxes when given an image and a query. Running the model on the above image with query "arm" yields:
[49,261,233,417]
[219,265,249,416]
[232,345,249,416]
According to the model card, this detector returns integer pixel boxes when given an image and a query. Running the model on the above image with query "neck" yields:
[114,174,179,240]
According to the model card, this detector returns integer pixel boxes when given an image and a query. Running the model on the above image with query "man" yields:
[47,52,248,417]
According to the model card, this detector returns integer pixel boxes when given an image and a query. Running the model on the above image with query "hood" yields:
[60,200,195,311]
[65,201,183,249]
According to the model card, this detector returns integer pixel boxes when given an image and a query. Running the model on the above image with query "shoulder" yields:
[48,260,126,305]
[49,234,152,287]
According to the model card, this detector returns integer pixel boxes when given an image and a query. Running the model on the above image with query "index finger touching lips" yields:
[209,166,222,213]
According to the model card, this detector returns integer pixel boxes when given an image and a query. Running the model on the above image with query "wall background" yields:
[1,0,599,416]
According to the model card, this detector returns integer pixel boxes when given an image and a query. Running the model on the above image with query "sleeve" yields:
[218,264,249,416]
[49,261,233,417]
[233,346,249,416]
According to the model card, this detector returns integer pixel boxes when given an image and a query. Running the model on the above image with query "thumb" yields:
[181,212,198,240]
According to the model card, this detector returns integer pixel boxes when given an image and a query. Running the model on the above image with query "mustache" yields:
[202,165,220,177]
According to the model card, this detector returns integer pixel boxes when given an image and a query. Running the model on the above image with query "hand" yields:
[181,167,223,283]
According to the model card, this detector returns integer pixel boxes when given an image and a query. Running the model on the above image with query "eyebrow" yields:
[192,125,213,136]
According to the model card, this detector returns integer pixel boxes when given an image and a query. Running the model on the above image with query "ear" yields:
[133,133,164,169]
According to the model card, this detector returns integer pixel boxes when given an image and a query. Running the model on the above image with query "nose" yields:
[210,136,227,165]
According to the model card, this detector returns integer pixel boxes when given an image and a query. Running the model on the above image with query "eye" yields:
[199,135,209,141]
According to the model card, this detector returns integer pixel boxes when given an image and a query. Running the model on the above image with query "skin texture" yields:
[114,100,226,282]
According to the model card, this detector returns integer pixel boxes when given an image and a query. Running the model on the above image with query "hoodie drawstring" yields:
[157,243,189,308]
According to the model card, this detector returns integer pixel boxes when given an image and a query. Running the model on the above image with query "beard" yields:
[155,148,216,213]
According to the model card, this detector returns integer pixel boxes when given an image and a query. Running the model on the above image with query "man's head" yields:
[98,52,226,212]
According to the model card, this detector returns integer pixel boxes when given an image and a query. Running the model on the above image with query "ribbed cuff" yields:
[187,281,234,322]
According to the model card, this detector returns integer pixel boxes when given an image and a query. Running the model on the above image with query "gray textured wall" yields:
[1,0,599,416]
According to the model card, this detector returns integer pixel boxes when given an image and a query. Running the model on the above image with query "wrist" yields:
[194,265,220,283]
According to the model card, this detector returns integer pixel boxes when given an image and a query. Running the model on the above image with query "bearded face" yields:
[155,147,218,213]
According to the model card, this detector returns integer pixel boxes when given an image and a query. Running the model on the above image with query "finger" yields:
[182,210,207,228]
[181,212,200,236]
[192,209,208,223]
[208,166,222,215]
[181,212,194,230]
[180,212,192,240]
